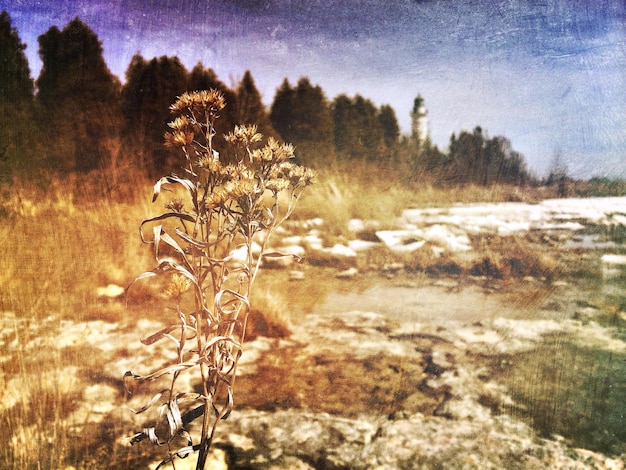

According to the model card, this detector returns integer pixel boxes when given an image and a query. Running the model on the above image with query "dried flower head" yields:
[165,130,195,147]
[251,138,295,166]
[265,177,290,193]
[225,125,263,147]
[168,115,190,131]
[170,89,226,117]
[165,198,185,213]
[164,273,192,299]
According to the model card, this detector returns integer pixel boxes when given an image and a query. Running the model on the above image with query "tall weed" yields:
[122,90,313,469]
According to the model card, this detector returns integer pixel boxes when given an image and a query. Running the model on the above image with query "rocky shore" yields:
[3,197,625,469]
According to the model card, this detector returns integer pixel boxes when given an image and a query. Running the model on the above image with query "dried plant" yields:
[123,89,313,469]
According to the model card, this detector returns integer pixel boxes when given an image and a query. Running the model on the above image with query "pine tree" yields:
[269,78,295,142]
[332,94,384,162]
[36,17,121,172]
[121,54,188,174]
[0,11,33,103]
[378,104,400,149]
[444,128,529,186]
[270,77,334,166]
[235,70,274,137]
[0,11,36,178]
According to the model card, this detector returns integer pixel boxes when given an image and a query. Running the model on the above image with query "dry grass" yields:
[1,175,156,320]
[295,162,546,239]
[0,157,604,468]
[0,175,159,469]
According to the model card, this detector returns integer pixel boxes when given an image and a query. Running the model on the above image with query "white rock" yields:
[348,239,379,252]
[348,218,365,233]
[96,284,124,298]
[289,270,305,281]
[281,245,306,257]
[601,253,626,265]
[336,267,358,279]
[281,235,303,245]
[329,244,357,257]
[304,234,324,250]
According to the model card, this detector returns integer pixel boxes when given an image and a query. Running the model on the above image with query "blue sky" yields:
[3,0,625,178]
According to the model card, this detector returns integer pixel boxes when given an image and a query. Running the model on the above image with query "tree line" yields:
[0,12,532,187]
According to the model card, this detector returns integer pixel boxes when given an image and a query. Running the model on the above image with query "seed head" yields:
[170,89,226,116]
[165,130,195,147]
[165,198,185,213]
[225,125,263,147]
[164,273,192,299]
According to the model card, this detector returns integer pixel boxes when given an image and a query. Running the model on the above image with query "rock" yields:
[601,253,626,278]
[288,270,305,281]
[336,267,358,279]
[329,243,357,257]
[347,218,365,233]
[245,309,290,340]
[212,408,616,469]
[382,262,404,274]
[422,353,450,377]
[217,411,378,469]
[303,232,324,250]
[348,239,379,252]
[96,284,124,299]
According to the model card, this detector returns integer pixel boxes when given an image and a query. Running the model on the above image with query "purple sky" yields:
[3,0,625,178]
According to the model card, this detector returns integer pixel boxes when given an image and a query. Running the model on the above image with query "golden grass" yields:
[0,161,587,468]
[0,162,560,321]
[295,162,547,237]
[0,175,161,468]
[1,175,159,318]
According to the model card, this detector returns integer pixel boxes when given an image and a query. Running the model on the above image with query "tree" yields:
[121,54,188,174]
[0,11,37,178]
[378,104,400,149]
[444,127,529,186]
[235,70,274,138]
[445,127,484,185]
[0,11,33,103]
[36,17,121,172]
[546,148,569,196]
[269,79,294,140]
[332,94,386,162]
[270,77,335,166]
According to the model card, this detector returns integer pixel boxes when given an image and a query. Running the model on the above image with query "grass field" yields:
[1,166,622,468]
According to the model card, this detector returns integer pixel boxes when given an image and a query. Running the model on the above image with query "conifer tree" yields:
[332,94,384,162]
[121,54,188,174]
[269,79,295,142]
[0,11,33,103]
[36,18,121,172]
[444,127,529,186]
[270,77,334,166]
[378,104,400,149]
[0,11,36,178]
[235,70,274,138]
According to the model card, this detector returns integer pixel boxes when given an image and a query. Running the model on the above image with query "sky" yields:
[3,0,625,178]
